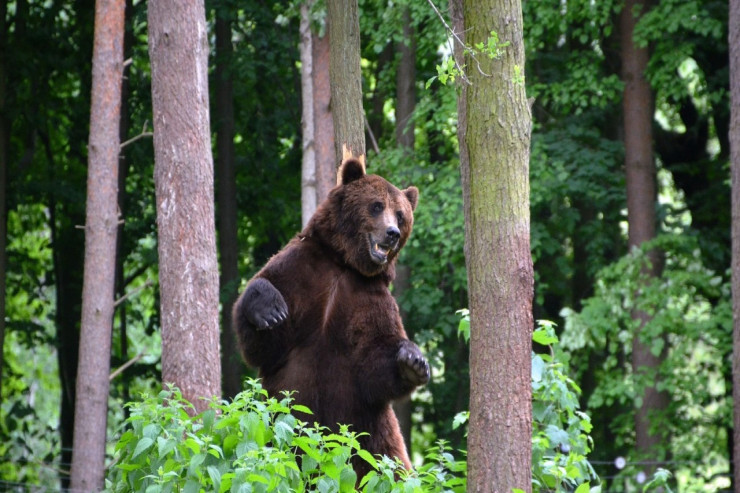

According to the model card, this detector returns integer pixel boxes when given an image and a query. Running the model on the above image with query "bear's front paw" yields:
[397,340,430,386]
[243,278,289,330]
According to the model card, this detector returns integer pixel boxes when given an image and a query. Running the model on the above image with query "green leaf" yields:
[292,404,313,415]
[356,449,378,470]
[132,437,154,459]
[574,483,590,493]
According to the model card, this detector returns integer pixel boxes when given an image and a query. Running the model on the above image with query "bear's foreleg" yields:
[232,277,289,369]
[356,338,430,405]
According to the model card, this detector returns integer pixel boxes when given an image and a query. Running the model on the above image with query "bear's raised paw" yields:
[397,340,430,386]
[242,278,289,330]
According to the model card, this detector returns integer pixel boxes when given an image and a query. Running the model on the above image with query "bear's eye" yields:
[370,202,384,216]
[396,211,405,227]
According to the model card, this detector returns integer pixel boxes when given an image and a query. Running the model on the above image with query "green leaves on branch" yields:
[106,380,466,493]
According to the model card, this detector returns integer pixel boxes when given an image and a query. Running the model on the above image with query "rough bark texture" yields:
[730,0,740,488]
[148,0,221,413]
[215,12,243,400]
[300,3,318,227]
[459,0,533,491]
[391,9,416,451]
[327,0,365,178]
[312,25,336,202]
[620,0,669,461]
[69,0,125,490]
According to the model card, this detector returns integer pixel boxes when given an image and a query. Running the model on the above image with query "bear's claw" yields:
[397,340,430,386]
[243,278,289,330]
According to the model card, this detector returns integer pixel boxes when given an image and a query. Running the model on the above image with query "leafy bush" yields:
[105,380,465,493]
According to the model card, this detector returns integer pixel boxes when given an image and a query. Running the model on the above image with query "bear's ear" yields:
[340,158,366,185]
[403,186,419,211]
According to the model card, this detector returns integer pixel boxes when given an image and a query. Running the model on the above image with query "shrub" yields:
[105,380,465,493]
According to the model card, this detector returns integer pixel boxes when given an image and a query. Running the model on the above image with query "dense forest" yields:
[1,0,735,491]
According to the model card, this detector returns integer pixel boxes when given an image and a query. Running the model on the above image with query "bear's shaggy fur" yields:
[232,159,429,478]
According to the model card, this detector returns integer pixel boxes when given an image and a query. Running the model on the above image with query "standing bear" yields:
[232,158,430,478]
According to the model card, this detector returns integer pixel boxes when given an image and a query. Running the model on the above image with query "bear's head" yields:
[306,159,418,278]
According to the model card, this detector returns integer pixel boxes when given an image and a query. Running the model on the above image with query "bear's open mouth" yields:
[370,237,392,264]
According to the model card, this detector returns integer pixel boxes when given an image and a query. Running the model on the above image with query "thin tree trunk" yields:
[148,0,221,413]
[392,7,416,452]
[300,2,317,227]
[69,0,125,490]
[620,0,669,462]
[458,0,533,491]
[0,0,7,409]
[312,24,335,201]
[729,0,740,489]
[327,0,365,177]
[215,9,242,400]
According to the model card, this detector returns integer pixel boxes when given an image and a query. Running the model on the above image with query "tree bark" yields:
[391,7,416,452]
[327,0,365,177]
[730,0,740,489]
[69,0,125,490]
[312,21,335,201]
[215,8,243,400]
[620,0,669,463]
[458,0,533,491]
[300,2,318,227]
[148,0,221,413]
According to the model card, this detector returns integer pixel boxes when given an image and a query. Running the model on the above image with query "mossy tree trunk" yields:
[327,0,365,178]
[70,0,125,489]
[456,0,533,491]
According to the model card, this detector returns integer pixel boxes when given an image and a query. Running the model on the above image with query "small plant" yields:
[106,380,465,493]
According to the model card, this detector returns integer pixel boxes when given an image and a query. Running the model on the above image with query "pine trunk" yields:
[300,2,318,226]
[730,0,740,488]
[215,11,243,400]
[620,0,669,461]
[459,0,533,491]
[70,0,125,489]
[148,0,221,413]
[312,25,335,201]
[327,0,365,177]
[0,0,6,409]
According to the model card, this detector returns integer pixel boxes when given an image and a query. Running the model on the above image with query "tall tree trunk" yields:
[0,0,7,409]
[327,0,365,177]
[620,0,668,463]
[312,21,335,201]
[300,2,318,226]
[114,0,134,417]
[148,0,221,413]
[457,0,533,491]
[215,8,242,400]
[69,0,125,490]
[392,6,416,453]
[730,0,740,489]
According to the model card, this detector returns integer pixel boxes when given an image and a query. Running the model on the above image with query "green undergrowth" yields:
[105,380,465,493]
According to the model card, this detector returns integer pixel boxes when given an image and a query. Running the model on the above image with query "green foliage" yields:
[561,234,731,488]
[106,380,466,493]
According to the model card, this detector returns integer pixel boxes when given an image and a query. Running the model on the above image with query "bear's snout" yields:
[385,226,400,244]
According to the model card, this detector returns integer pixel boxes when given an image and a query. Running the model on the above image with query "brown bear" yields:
[232,158,429,479]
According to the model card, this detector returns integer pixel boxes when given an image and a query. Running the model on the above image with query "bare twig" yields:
[425,0,491,80]
[120,120,153,149]
[364,115,381,155]
[109,351,146,381]
[114,278,154,307]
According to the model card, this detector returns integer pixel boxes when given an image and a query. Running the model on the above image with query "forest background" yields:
[0,0,734,491]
